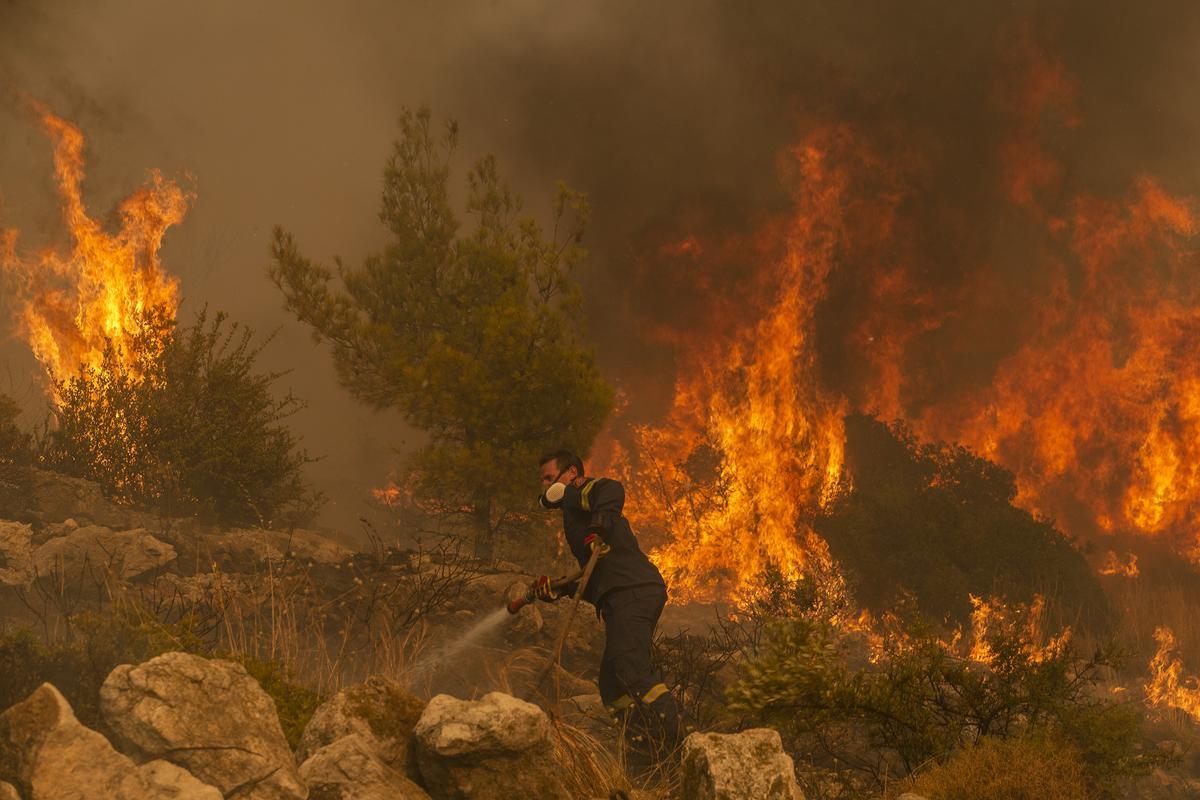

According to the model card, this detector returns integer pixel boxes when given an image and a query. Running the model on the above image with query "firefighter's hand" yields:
[533,575,559,602]
[583,532,610,557]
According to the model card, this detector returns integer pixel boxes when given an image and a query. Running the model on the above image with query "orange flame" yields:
[1146,626,1200,722]
[965,594,1071,665]
[617,128,897,603]
[1,104,191,391]
[1099,551,1140,578]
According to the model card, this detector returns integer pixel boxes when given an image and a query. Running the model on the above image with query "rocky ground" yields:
[3,467,1200,798]
[0,467,766,798]
[0,648,807,799]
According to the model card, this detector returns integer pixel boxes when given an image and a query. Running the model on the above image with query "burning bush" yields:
[45,307,319,527]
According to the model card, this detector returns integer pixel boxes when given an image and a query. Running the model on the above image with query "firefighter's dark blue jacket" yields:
[546,477,664,604]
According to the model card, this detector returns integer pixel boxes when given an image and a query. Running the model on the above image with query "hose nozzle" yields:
[506,594,532,614]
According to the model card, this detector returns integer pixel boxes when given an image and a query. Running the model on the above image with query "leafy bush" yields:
[817,414,1108,629]
[47,307,319,527]
[906,735,1089,800]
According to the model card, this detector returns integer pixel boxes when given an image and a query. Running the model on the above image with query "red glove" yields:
[533,575,558,602]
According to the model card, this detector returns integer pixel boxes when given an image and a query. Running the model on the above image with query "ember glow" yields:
[0,105,191,392]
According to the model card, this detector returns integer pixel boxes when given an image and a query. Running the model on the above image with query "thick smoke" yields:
[1,1,1198,540]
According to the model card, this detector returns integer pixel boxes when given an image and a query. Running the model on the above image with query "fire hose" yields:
[507,542,607,703]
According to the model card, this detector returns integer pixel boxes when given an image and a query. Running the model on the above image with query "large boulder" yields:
[298,733,430,800]
[298,676,424,776]
[0,683,220,800]
[32,525,176,582]
[100,651,306,800]
[681,728,804,800]
[413,692,570,800]
[0,520,33,587]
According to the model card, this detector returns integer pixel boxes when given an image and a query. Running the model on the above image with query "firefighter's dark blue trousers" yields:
[597,583,684,747]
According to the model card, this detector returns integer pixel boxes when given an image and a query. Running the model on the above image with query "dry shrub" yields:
[907,736,1088,800]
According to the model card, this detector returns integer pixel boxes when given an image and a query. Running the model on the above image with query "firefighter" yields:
[534,449,685,751]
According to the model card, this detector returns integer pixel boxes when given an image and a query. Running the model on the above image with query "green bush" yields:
[47,307,320,527]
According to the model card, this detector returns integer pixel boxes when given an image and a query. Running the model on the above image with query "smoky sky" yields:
[1,0,1198,539]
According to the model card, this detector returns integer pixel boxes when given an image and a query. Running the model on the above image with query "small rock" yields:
[100,651,305,800]
[0,781,18,800]
[299,734,430,799]
[413,692,571,800]
[681,728,804,800]
[0,683,220,800]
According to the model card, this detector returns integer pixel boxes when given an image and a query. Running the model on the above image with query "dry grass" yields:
[7,541,475,698]
[900,736,1089,800]
[1102,572,1200,667]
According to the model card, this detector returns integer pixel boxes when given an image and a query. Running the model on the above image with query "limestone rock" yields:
[0,781,18,800]
[32,525,175,582]
[299,734,430,800]
[298,675,424,774]
[681,728,803,800]
[413,692,570,800]
[0,683,220,800]
[100,651,305,800]
[0,520,32,586]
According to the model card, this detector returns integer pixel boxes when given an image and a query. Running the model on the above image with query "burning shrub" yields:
[817,414,1108,629]
[46,307,319,527]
